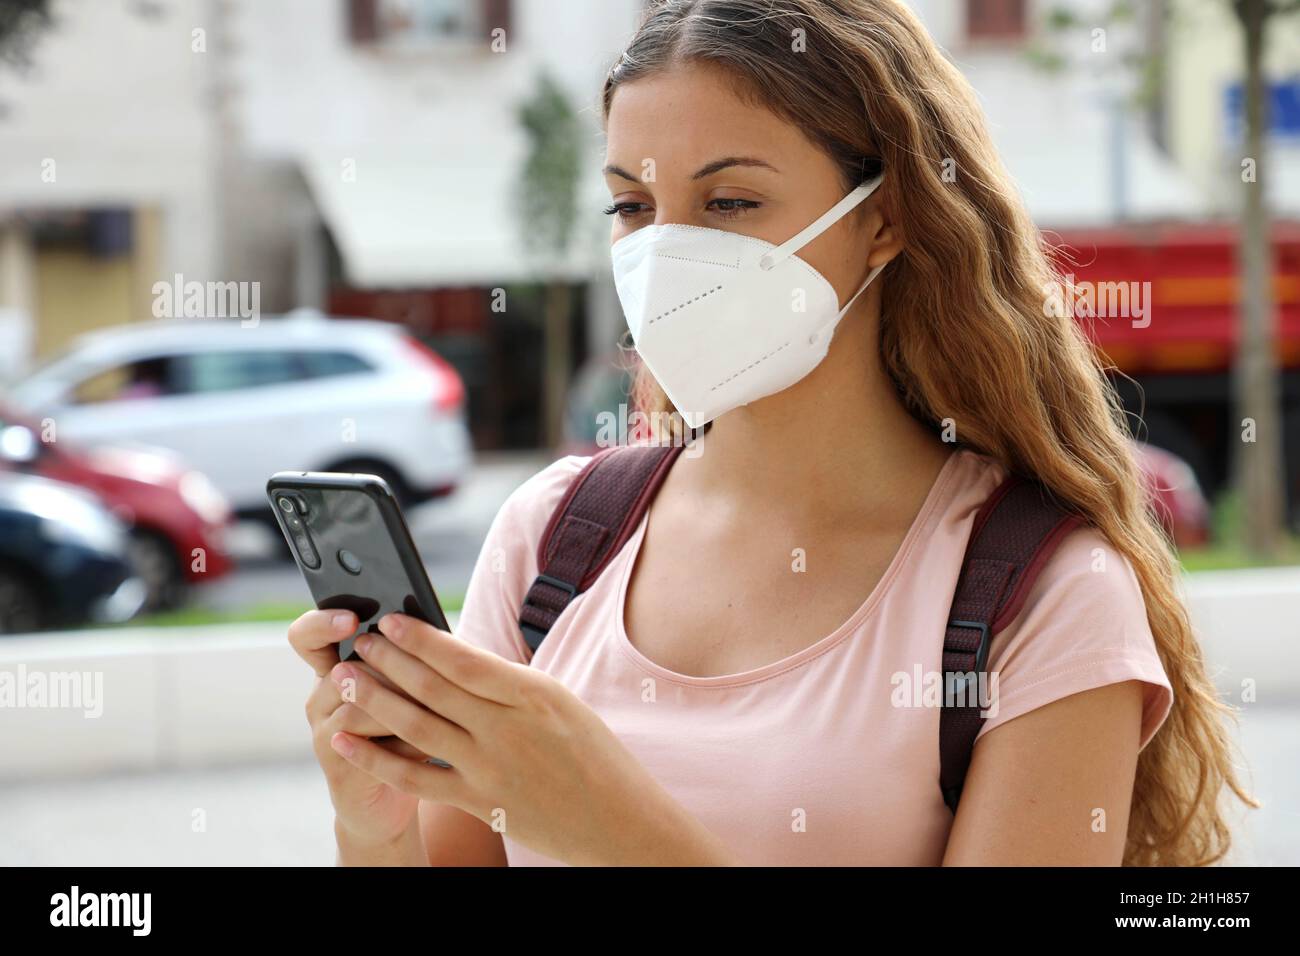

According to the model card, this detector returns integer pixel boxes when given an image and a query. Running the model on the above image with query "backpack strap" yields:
[518,443,685,652]
[939,474,1085,813]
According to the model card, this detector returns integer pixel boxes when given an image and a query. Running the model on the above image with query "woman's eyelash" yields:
[709,198,760,218]
[602,202,645,217]
[601,199,762,219]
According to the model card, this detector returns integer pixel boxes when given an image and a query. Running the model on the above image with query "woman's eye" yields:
[708,198,760,219]
[603,202,648,220]
[602,198,760,220]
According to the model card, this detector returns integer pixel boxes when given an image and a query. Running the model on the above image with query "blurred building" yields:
[224,0,644,448]
[1163,0,1300,219]
[913,0,1205,225]
[0,0,221,363]
[0,0,643,449]
[1,0,1296,476]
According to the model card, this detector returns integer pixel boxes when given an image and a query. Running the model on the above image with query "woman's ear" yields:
[864,202,904,269]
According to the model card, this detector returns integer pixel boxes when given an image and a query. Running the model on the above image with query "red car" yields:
[0,403,233,610]
[1131,440,1211,548]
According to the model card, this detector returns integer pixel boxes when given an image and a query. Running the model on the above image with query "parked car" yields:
[0,403,233,610]
[0,472,145,634]
[9,312,472,519]
[1132,440,1211,548]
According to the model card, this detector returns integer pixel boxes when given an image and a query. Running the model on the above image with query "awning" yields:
[301,151,605,289]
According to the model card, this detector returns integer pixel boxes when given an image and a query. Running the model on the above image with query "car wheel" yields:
[0,568,42,635]
[128,529,187,611]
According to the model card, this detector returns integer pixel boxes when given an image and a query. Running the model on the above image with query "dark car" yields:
[0,403,233,609]
[0,473,145,634]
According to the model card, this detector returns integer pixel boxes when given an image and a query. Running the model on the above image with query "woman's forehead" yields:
[605,72,822,174]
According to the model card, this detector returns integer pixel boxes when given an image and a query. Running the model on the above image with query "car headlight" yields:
[178,470,231,526]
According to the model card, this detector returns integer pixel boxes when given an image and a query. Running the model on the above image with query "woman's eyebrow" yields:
[690,156,779,179]
[602,156,779,183]
[602,164,641,183]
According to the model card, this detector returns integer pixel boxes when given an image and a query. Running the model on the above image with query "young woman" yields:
[289,0,1252,866]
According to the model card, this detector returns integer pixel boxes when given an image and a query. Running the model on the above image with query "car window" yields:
[301,350,373,378]
[71,357,179,404]
[175,351,311,394]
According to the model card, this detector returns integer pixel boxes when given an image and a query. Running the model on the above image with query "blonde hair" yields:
[603,0,1256,865]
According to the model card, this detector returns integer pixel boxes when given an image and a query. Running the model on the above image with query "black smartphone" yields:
[265,471,451,662]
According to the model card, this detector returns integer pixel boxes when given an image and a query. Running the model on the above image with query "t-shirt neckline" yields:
[611,446,970,688]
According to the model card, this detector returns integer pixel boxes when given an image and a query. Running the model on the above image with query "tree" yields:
[1230,0,1296,558]
[515,71,582,449]
[1038,0,1297,558]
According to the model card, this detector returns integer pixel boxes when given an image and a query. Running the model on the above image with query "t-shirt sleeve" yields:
[973,524,1174,751]
[451,454,590,665]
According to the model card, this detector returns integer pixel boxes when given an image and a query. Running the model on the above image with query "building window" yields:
[348,0,511,47]
[966,0,1027,41]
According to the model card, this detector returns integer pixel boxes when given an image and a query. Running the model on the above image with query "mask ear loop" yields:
[757,172,884,272]
[805,259,889,347]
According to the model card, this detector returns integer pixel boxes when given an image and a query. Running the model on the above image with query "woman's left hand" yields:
[327,613,735,866]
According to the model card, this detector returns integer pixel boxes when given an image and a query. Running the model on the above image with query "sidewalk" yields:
[1,563,1297,865]
[2,704,1293,865]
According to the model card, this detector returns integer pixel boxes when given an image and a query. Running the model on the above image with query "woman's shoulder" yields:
[456,454,593,664]
[943,446,1154,637]
[513,453,591,499]
[967,485,1173,750]
[483,453,594,567]
[496,453,590,530]
[934,445,1172,746]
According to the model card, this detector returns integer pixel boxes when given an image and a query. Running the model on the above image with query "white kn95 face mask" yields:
[611,172,886,429]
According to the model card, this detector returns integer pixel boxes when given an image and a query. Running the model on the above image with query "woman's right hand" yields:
[289,608,427,849]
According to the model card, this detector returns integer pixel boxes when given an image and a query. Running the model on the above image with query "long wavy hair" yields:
[601,0,1255,865]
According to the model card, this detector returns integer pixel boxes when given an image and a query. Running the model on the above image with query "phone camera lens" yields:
[278,497,295,513]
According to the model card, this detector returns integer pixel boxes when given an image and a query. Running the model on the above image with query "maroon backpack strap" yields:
[518,443,685,653]
[939,474,1085,813]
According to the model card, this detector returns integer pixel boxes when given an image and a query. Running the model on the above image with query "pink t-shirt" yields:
[454,446,1174,866]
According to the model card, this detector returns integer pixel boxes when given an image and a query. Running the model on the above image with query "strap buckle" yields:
[531,572,578,600]
[519,573,579,651]
[945,618,991,700]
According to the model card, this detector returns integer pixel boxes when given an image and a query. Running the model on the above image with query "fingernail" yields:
[331,663,355,685]
[330,733,355,757]
[380,614,404,642]
[355,633,373,654]
[332,612,354,634]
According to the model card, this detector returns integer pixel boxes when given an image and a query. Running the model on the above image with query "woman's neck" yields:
[676,326,952,531]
